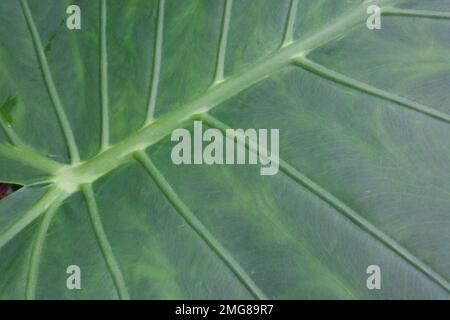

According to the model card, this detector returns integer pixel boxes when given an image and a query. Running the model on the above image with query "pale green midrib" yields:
[281,0,299,47]
[200,113,450,294]
[7,1,447,184]
[134,151,268,300]
[293,57,450,124]
[145,0,165,123]
[9,0,413,184]
[212,0,233,85]
[68,0,394,183]
[19,0,80,164]
[383,7,450,20]
[25,198,63,299]
[81,184,130,300]
[100,0,110,151]
[0,186,66,250]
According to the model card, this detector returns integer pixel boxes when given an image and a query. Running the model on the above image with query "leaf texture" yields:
[0,0,450,299]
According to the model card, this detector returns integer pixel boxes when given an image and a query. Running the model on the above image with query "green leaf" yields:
[0,0,449,299]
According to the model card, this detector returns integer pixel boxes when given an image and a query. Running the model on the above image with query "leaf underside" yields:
[0,0,450,299]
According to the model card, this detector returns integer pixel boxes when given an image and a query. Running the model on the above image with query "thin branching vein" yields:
[281,0,299,47]
[200,113,450,294]
[100,0,110,151]
[81,184,130,300]
[19,0,80,163]
[293,57,450,124]
[213,0,233,85]
[145,0,165,123]
[25,198,63,299]
[383,8,450,20]
[134,151,268,300]
[0,187,66,250]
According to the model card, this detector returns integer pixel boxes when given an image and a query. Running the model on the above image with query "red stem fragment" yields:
[0,183,12,200]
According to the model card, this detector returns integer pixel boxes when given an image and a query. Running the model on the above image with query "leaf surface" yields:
[0,0,449,299]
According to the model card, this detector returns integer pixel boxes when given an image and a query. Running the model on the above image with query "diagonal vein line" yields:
[145,0,165,123]
[134,150,268,300]
[293,57,450,125]
[180,117,357,298]
[200,114,450,294]
[100,0,110,151]
[81,184,130,300]
[0,186,65,250]
[19,0,80,163]
[281,0,299,47]
[213,0,233,85]
[383,8,450,20]
[25,198,63,299]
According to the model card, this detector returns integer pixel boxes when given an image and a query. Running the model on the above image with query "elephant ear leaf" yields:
[0,0,450,300]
